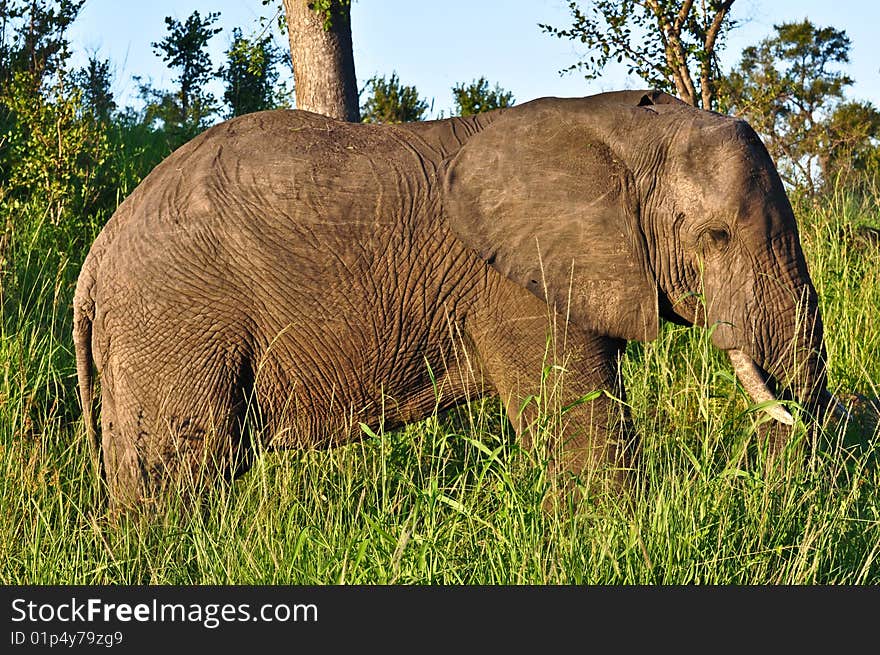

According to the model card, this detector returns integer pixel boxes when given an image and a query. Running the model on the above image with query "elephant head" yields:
[443,90,836,435]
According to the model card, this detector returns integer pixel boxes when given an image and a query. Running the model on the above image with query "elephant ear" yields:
[637,89,687,107]
[443,102,659,341]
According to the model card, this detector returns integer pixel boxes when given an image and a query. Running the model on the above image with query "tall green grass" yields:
[1,182,878,584]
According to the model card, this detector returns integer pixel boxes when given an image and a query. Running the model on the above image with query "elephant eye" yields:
[702,227,730,252]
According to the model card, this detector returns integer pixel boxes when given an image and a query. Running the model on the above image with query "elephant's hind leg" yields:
[100,349,254,512]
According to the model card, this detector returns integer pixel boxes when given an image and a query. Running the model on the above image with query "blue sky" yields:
[68,0,880,118]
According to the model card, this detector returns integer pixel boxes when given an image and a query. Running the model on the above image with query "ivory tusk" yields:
[728,349,795,425]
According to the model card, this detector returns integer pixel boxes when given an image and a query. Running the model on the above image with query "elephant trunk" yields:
[728,292,847,427]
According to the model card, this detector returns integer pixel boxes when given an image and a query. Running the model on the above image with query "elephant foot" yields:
[540,430,640,514]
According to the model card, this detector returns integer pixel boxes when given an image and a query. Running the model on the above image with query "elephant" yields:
[73,89,841,509]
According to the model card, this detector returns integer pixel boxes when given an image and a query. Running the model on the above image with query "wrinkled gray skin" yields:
[74,90,830,508]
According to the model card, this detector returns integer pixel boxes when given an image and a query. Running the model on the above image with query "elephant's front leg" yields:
[466,300,635,490]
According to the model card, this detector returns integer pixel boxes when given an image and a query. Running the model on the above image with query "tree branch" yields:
[700,0,735,108]
[645,0,697,104]
[705,0,734,53]
[674,0,695,32]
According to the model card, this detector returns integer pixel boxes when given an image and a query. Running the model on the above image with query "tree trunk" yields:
[282,0,360,122]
